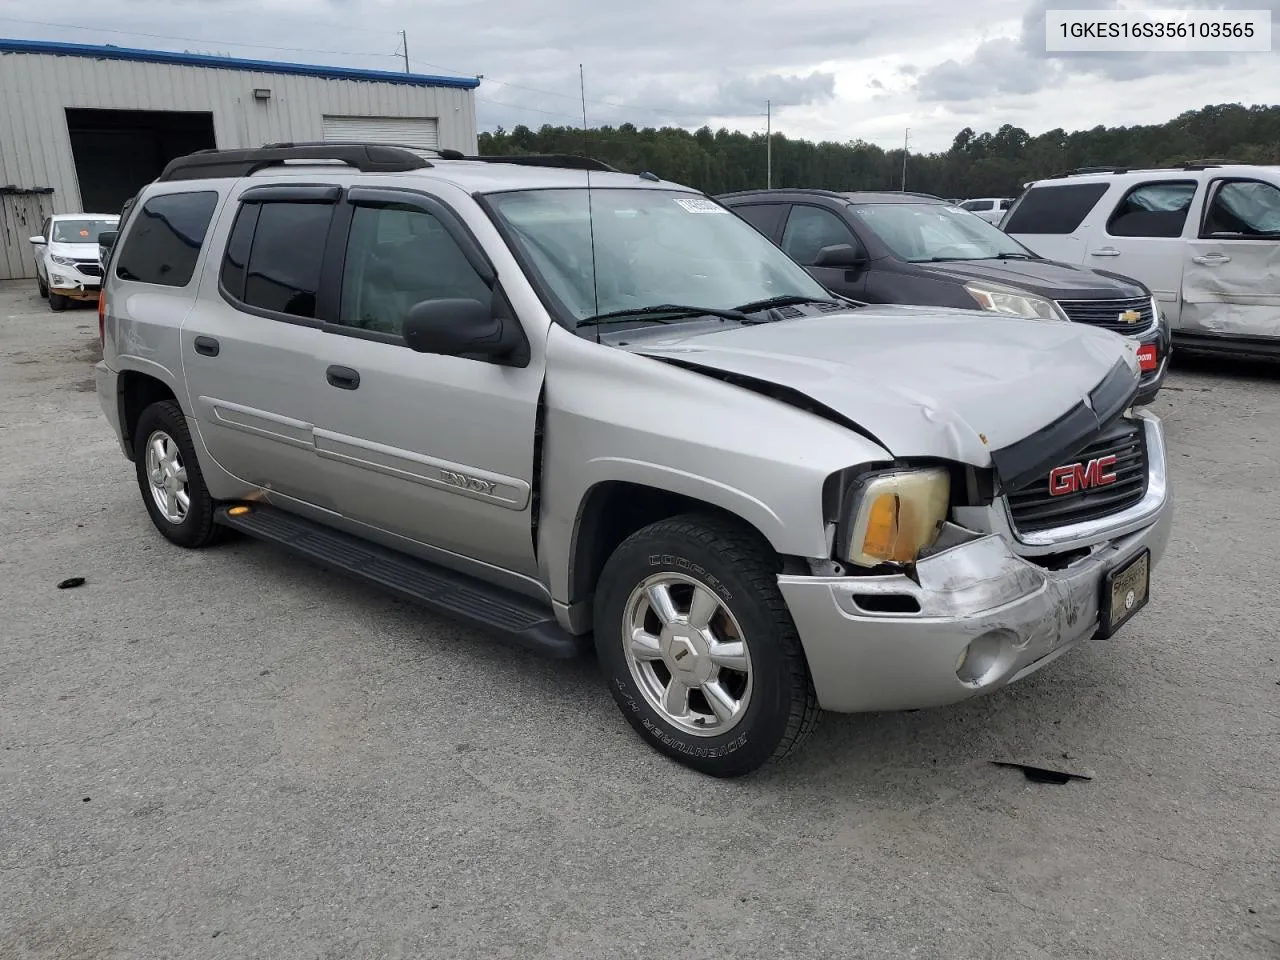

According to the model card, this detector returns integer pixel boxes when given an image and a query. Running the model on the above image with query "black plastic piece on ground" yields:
[57,576,86,589]
[991,761,1093,784]
[214,504,584,659]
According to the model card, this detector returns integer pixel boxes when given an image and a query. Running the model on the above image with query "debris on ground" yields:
[991,760,1094,784]
[57,576,86,589]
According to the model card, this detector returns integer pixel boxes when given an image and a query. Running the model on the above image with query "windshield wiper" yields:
[730,294,846,314]
[992,252,1035,260]
[575,304,748,328]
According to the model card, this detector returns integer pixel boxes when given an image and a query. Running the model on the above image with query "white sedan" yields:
[29,214,120,311]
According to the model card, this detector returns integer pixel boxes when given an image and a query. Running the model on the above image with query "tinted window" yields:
[730,203,787,239]
[960,200,991,211]
[1003,183,1110,234]
[338,205,491,336]
[1202,180,1280,238]
[115,191,219,286]
[781,205,857,265]
[218,203,259,301]
[235,202,334,318]
[999,199,1014,210]
[1107,181,1197,238]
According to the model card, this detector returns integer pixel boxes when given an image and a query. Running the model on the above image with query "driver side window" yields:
[338,204,491,336]
[781,206,857,266]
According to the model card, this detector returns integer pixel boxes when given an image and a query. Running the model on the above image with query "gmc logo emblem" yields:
[1048,455,1118,496]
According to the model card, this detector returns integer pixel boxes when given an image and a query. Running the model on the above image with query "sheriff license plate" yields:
[1099,549,1150,639]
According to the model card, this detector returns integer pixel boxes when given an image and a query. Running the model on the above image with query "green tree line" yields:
[478,103,1280,198]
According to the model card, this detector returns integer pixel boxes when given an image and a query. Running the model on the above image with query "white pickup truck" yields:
[1003,162,1280,360]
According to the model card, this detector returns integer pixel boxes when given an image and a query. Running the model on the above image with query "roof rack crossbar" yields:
[157,143,432,182]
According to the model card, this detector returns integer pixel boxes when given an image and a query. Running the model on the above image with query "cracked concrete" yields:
[0,279,1277,959]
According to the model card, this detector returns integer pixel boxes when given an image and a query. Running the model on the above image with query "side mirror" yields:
[98,230,119,251]
[812,243,866,268]
[28,236,46,245]
[402,297,527,365]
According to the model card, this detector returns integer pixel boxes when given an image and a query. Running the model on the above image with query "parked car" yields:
[95,143,1171,777]
[958,197,1015,224]
[1003,162,1280,360]
[28,213,119,310]
[716,189,1168,405]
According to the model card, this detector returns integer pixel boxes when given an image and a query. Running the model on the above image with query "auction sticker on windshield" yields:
[674,197,729,214]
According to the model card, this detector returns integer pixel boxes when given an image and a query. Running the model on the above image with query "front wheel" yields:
[594,513,819,777]
[48,292,68,311]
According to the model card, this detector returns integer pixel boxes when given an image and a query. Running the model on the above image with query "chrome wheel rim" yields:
[622,573,753,737]
[145,429,190,524]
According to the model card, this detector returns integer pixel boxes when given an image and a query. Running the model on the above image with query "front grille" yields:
[75,261,103,277]
[1055,296,1154,334]
[1006,418,1148,533]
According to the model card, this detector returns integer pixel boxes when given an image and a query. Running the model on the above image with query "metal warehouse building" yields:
[0,38,480,280]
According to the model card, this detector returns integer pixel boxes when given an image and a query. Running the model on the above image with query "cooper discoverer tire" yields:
[133,400,224,548]
[594,513,819,777]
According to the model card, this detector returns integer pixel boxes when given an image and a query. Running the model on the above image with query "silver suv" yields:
[94,143,1173,777]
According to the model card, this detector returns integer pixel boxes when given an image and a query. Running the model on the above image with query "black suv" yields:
[716,189,1169,405]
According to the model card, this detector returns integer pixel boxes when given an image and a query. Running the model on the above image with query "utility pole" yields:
[901,127,910,191]
[766,99,772,189]
[399,30,409,73]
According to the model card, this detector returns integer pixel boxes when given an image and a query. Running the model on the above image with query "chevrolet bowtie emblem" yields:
[1118,309,1141,324]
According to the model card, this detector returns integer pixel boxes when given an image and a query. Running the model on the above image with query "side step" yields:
[215,503,585,659]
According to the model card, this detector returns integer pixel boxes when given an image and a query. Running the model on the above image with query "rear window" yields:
[1003,182,1110,234]
[1107,181,1197,238]
[114,191,220,287]
[219,200,334,319]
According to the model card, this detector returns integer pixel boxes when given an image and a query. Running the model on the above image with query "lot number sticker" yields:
[674,197,728,214]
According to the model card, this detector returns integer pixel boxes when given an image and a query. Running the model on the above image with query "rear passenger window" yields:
[1107,181,1197,238]
[114,191,219,286]
[731,203,788,239]
[220,201,334,319]
[337,204,491,336]
[1003,183,1110,234]
[781,205,858,266]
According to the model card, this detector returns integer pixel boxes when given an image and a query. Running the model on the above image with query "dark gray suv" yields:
[717,189,1169,406]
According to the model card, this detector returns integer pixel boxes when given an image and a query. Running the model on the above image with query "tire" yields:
[48,292,68,312]
[594,513,820,777]
[36,276,48,299]
[132,400,224,548]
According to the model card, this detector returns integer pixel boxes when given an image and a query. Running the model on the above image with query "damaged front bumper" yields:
[778,475,1173,716]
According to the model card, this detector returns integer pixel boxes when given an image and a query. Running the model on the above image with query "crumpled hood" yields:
[619,304,1140,467]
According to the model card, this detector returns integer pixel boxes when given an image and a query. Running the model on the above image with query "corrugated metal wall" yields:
[0,49,477,220]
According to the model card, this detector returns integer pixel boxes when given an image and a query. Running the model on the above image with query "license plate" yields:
[1137,344,1157,372]
[1099,549,1150,639]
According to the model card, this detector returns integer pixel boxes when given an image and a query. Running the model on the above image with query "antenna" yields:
[581,63,601,344]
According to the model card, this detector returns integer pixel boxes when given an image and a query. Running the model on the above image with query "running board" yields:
[215,504,584,659]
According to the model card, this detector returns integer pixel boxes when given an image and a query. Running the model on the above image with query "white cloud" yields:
[0,0,1275,153]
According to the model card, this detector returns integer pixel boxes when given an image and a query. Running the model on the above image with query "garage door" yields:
[321,116,440,150]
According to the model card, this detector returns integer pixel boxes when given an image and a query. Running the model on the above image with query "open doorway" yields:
[65,108,216,214]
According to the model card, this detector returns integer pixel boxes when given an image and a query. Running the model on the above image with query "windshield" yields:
[486,188,831,326]
[52,218,117,244]
[849,202,1034,262]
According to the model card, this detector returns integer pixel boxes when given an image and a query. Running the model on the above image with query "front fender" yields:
[536,326,892,606]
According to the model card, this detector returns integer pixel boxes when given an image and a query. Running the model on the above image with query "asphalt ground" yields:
[1,279,1277,959]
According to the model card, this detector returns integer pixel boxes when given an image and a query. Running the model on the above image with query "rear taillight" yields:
[98,290,106,344]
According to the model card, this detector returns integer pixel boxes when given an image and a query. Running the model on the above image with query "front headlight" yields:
[964,281,1067,321]
[840,468,951,567]
[49,254,76,267]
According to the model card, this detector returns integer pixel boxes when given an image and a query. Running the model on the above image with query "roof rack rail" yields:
[457,153,620,172]
[1179,158,1242,169]
[261,140,443,155]
[157,143,432,181]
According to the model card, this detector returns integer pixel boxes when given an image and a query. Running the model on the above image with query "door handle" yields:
[193,335,220,357]
[1089,247,1121,257]
[1192,253,1231,265]
[326,365,360,390]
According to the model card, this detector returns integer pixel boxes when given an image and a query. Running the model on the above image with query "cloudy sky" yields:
[1,0,1277,151]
